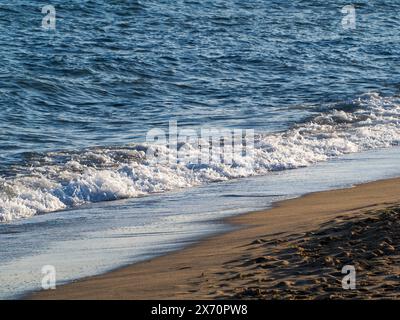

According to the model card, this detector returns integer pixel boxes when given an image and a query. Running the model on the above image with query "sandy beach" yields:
[29,177,400,300]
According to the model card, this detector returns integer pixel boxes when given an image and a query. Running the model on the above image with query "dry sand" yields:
[29,177,400,300]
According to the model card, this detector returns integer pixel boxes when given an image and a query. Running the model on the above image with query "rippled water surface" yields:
[2,1,399,158]
[2,0,400,299]
[1,1,400,221]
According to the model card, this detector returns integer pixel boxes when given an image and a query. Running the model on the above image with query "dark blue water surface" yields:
[1,0,399,166]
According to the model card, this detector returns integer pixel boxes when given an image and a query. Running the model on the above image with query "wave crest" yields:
[1,93,399,222]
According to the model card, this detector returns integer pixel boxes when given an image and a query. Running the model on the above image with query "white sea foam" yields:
[1,93,399,222]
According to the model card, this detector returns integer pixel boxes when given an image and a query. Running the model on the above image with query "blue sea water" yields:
[0,1,399,159]
[0,0,400,298]
[1,0,400,221]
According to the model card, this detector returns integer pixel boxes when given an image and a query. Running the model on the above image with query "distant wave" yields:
[1,93,399,222]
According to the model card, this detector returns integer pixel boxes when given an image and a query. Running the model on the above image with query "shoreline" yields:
[28,177,400,299]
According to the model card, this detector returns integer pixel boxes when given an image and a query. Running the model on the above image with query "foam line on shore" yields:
[1,93,400,221]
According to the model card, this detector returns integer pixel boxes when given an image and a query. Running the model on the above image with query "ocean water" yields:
[1,0,400,298]
[1,0,400,221]
[1,147,400,299]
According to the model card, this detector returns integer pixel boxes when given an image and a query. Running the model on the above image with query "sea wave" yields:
[1,93,399,222]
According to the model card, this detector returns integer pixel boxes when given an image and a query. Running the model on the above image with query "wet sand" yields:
[29,177,400,300]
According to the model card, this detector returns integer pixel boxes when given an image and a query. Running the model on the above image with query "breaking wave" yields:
[1,93,400,222]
